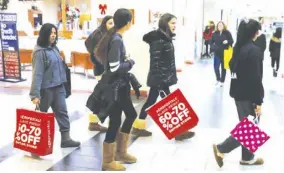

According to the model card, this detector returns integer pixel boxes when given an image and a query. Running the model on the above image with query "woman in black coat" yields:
[213,19,264,168]
[210,21,234,87]
[131,13,195,141]
[269,27,282,77]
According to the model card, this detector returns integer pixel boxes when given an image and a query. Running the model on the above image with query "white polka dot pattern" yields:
[230,118,270,153]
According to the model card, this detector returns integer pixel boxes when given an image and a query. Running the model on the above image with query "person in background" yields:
[85,15,114,132]
[203,24,213,58]
[95,9,137,171]
[269,27,282,77]
[131,13,195,141]
[209,21,216,31]
[254,17,266,80]
[30,23,81,149]
[210,21,234,87]
[213,18,264,168]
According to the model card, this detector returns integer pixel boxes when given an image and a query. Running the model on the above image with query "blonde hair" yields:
[216,21,227,32]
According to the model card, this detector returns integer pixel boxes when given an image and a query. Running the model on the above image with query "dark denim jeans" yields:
[214,56,226,83]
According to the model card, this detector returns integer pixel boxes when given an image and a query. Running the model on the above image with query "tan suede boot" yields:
[115,132,137,164]
[131,119,152,137]
[88,123,108,132]
[88,113,108,132]
[102,142,126,171]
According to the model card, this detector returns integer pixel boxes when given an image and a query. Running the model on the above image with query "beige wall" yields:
[66,0,91,13]
[90,0,174,89]
[14,0,203,90]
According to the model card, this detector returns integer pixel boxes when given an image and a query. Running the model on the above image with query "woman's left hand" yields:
[255,105,262,116]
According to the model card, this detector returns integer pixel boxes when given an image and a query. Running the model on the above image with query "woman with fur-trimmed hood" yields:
[269,27,282,77]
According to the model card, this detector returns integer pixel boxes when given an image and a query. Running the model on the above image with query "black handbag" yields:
[63,62,71,98]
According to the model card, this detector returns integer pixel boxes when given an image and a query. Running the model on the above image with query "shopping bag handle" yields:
[158,90,166,98]
[248,115,260,124]
[35,104,40,111]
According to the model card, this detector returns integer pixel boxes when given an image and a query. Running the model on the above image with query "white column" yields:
[172,0,187,70]
[183,0,204,63]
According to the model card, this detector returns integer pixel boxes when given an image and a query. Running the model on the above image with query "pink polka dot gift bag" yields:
[230,115,270,153]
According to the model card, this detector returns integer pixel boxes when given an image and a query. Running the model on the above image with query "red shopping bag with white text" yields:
[14,109,55,156]
[146,89,199,140]
[230,115,270,153]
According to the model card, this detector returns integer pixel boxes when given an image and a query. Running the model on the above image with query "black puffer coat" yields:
[143,29,178,88]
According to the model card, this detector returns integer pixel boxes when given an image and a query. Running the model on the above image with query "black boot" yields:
[273,69,278,77]
[30,153,40,159]
[175,131,195,141]
[61,131,81,148]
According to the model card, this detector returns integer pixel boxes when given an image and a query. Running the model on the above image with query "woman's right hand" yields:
[128,59,135,67]
[32,98,40,105]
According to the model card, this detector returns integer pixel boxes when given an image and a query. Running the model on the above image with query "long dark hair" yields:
[274,27,282,38]
[230,19,260,71]
[98,15,113,34]
[95,8,132,62]
[37,23,58,48]
[158,13,176,37]
[233,19,260,58]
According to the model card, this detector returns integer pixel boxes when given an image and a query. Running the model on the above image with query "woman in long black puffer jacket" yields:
[269,27,282,77]
[131,13,195,141]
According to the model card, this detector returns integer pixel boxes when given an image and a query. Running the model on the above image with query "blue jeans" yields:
[214,56,226,83]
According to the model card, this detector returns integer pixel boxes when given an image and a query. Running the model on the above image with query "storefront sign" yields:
[1,22,18,51]
[0,13,24,82]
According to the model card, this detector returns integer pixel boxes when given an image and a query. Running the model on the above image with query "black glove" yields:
[128,59,135,68]
[134,88,140,99]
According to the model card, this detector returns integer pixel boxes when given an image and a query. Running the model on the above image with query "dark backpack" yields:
[85,30,102,54]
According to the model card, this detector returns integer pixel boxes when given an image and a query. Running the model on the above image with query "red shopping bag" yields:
[146,89,199,140]
[230,115,270,153]
[14,109,55,156]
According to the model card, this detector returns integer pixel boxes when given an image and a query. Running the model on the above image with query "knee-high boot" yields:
[115,132,137,164]
[102,142,126,171]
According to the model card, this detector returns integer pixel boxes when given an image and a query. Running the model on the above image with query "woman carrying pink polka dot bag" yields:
[230,115,270,153]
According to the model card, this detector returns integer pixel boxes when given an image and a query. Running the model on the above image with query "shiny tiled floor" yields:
[0,56,284,171]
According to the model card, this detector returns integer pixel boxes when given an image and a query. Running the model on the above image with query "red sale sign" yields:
[14,109,55,156]
[146,89,199,140]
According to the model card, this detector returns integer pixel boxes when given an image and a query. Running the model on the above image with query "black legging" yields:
[105,85,137,143]
[204,40,209,54]
[271,57,280,71]
[139,86,170,120]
